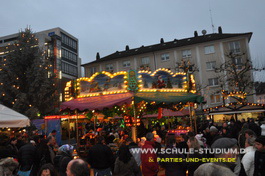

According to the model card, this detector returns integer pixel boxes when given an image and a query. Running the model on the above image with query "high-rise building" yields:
[82,27,255,108]
[0,27,81,102]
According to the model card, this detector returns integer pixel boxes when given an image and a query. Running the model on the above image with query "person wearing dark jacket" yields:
[87,136,115,176]
[18,140,36,173]
[114,145,140,176]
[7,137,18,159]
[31,139,52,176]
[55,144,74,176]
[160,136,186,176]
[186,137,204,176]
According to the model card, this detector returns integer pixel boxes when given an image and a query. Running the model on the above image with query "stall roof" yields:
[61,92,203,111]
[60,92,133,111]
[0,104,30,128]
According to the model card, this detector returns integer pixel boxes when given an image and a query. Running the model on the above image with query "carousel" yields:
[59,68,203,142]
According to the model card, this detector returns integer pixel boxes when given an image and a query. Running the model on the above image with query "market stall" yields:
[61,68,203,141]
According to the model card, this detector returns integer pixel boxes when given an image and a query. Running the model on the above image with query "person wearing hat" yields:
[194,137,238,176]
[55,144,74,176]
[205,126,219,147]
[241,136,265,176]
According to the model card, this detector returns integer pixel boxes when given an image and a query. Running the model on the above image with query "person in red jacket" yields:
[141,132,159,176]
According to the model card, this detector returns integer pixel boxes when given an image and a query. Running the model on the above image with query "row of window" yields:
[61,62,78,76]
[62,49,77,63]
[206,57,243,70]
[61,33,77,50]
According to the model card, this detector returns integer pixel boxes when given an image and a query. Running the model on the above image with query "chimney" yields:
[218,26,223,34]
[194,31,198,37]
[160,38,164,44]
[96,52,100,60]
[125,45,129,51]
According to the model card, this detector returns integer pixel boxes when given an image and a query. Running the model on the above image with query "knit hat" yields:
[210,126,218,133]
[211,137,237,149]
[59,144,74,155]
[255,136,265,146]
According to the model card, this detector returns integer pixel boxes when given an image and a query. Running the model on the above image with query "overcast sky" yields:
[1,0,264,80]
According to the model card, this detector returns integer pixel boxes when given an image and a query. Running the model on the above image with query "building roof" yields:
[82,32,252,66]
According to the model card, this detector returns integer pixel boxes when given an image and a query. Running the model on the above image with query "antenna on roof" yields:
[209,0,215,33]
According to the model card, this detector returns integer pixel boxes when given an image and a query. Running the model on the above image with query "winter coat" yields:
[187,152,204,176]
[241,146,256,176]
[18,143,36,171]
[159,145,186,176]
[87,143,115,170]
[254,151,265,176]
[58,153,72,176]
[7,144,18,159]
[128,142,141,166]
[114,157,140,176]
[0,158,19,176]
[141,141,159,176]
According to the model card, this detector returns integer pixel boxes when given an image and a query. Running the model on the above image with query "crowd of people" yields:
[0,117,265,176]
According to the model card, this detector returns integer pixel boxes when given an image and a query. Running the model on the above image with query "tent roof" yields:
[60,92,203,111]
[0,104,30,128]
[61,92,134,111]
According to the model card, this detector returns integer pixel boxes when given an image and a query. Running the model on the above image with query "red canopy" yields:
[143,108,189,118]
[61,92,133,111]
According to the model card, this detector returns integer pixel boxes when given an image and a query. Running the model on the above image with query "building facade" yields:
[82,28,255,108]
[0,27,81,102]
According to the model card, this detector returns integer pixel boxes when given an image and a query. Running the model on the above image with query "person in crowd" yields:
[194,137,238,176]
[176,133,189,157]
[114,145,140,176]
[0,134,11,159]
[241,136,256,176]
[33,139,53,175]
[240,136,265,176]
[54,144,74,176]
[87,136,114,176]
[0,157,19,176]
[7,137,18,159]
[17,138,36,175]
[238,123,249,148]
[248,118,261,137]
[160,135,186,176]
[126,138,141,167]
[141,132,159,176]
[47,136,57,164]
[205,126,219,147]
[38,163,57,176]
[186,136,204,176]
[48,130,57,138]
[16,134,26,150]
[66,159,90,176]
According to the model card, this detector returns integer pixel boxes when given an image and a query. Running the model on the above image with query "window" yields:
[229,41,241,54]
[90,67,97,75]
[206,61,216,70]
[141,57,150,65]
[204,45,215,54]
[106,64,114,72]
[182,50,191,58]
[123,61,131,68]
[210,94,221,104]
[61,62,77,76]
[233,57,243,70]
[161,53,170,61]
[208,78,218,86]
